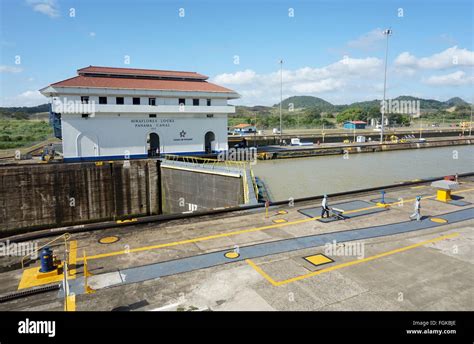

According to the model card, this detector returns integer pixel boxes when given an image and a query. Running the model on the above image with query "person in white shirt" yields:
[321,194,330,218]
[409,196,421,221]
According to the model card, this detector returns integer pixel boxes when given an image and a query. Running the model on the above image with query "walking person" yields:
[409,196,422,221]
[321,194,330,218]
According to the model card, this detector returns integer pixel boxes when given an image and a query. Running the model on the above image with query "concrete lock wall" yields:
[0,159,245,236]
[160,166,244,214]
[0,160,161,236]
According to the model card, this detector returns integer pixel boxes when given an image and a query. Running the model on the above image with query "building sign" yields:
[131,119,175,128]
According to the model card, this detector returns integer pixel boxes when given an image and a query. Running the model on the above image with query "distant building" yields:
[343,120,367,130]
[40,66,239,162]
[232,123,256,135]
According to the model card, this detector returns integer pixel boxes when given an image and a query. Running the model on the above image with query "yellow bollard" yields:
[83,250,95,294]
[436,189,452,202]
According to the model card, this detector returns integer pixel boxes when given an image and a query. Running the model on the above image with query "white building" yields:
[40,66,239,162]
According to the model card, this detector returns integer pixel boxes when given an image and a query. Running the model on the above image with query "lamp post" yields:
[470,100,473,137]
[380,28,392,143]
[254,111,257,148]
[279,59,283,144]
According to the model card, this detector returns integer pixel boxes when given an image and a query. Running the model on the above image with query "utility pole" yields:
[470,100,473,137]
[419,116,423,139]
[279,59,283,144]
[254,111,257,148]
[380,28,392,143]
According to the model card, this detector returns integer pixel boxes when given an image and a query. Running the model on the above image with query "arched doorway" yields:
[77,133,99,158]
[204,131,215,153]
[147,132,160,157]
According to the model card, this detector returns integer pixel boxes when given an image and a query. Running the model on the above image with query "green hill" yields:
[274,96,334,110]
[445,97,469,107]
[0,104,50,120]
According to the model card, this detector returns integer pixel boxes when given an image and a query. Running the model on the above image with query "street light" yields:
[470,99,473,137]
[279,59,283,144]
[380,28,392,143]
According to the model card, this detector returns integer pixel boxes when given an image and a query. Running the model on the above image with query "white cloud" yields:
[0,90,47,107]
[347,28,385,50]
[89,32,96,37]
[26,0,60,18]
[291,79,344,93]
[0,65,23,73]
[212,57,383,105]
[213,70,257,85]
[424,71,474,86]
[395,46,474,70]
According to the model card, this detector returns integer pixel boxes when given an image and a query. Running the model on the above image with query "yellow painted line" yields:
[411,185,427,189]
[116,218,137,224]
[65,295,76,311]
[246,233,460,286]
[77,187,474,262]
[246,258,279,287]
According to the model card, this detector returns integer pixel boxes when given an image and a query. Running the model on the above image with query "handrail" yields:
[242,168,250,204]
[250,168,259,197]
[162,154,249,170]
[21,233,71,269]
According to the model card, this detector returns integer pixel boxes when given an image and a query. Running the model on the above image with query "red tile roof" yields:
[77,66,208,80]
[48,66,237,94]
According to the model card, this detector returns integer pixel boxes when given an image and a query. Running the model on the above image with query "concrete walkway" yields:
[67,207,474,296]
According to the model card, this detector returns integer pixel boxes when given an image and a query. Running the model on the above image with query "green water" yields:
[253,145,474,201]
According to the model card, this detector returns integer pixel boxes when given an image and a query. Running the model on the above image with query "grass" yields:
[0,119,53,149]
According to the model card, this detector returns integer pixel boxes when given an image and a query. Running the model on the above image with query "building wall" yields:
[61,113,229,161]
[52,95,228,106]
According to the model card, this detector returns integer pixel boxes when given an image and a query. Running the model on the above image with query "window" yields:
[149,98,156,106]
[99,97,107,104]
[193,99,199,106]
[178,98,185,106]
[116,97,124,105]
[149,114,157,118]
[81,113,89,118]
[81,96,89,104]
[206,114,214,118]
[133,97,140,105]
[207,99,211,106]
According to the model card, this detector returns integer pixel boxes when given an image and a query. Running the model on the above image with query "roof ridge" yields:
[78,65,205,76]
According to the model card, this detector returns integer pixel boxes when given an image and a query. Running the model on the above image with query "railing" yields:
[21,233,71,269]
[242,169,250,204]
[161,154,248,172]
[250,168,259,199]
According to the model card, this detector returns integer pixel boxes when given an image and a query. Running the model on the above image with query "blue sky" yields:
[0,0,473,106]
